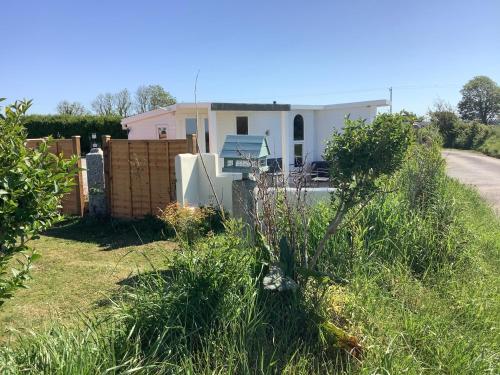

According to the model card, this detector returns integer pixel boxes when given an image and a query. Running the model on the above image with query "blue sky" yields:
[1,0,499,115]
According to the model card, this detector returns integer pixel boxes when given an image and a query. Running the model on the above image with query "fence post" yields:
[71,136,85,216]
[187,134,197,154]
[86,147,107,217]
[101,135,111,216]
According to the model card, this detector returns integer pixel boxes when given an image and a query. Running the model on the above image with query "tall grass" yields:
[0,140,499,374]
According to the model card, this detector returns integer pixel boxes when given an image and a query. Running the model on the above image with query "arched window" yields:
[293,115,304,141]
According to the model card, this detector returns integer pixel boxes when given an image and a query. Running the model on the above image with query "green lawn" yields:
[0,218,174,341]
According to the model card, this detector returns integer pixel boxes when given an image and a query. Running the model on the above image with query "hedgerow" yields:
[23,114,127,153]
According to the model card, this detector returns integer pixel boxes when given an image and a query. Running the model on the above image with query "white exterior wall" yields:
[313,106,377,161]
[176,153,334,214]
[214,111,283,158]
[126,112,177,140]
[174,109,209,152]
[176,153,241,213]
[125,102,383,162]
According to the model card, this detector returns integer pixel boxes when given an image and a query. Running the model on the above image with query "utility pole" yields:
[389,86,393,114]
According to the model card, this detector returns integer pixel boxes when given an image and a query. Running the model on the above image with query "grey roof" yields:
[220,135,270,159]
[211,103,290,111]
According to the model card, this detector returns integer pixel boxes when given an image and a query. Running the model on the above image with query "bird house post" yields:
[220,135,270,231]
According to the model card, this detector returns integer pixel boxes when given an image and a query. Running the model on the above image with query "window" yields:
[157,127,167,139]
[185,118,197,136]
[236,116,248,135]
[294,144,303,167]
[293,114,304,141]
[204,118,210,153]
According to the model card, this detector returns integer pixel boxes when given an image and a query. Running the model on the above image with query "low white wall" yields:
[176,153,334,214]
[176,153,241,213]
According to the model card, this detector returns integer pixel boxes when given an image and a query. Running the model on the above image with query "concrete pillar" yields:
[280,111,289,177]
[86,148,107,217]
[208,108,218,155]
[232,179,257,235]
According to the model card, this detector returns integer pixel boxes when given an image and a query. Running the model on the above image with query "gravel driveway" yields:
[443,149,500,214]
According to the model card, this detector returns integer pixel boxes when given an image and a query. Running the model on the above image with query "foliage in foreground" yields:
[0,99,75,307]
[1,135,498,374]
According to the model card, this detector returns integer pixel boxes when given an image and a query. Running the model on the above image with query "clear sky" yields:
[1,0,499,115]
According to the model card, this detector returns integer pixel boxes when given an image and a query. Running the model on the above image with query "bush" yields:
[0,100,76,306]
[23,114,127,153]
[478,125,500,158]
[452,120,492,149]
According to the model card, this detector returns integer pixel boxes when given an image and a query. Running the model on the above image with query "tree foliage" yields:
[56,100,87,116]
[91,89,132,117]
[310,114,413,269]
[458,76,500,124]
[428,100,459,147]
[91,93,114,116]
[0,99,76,306]
[135,84,176,113]
[113,89,132,117]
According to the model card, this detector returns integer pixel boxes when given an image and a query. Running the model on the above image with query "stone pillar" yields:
[86,148,107,217]
[232,179,257,235]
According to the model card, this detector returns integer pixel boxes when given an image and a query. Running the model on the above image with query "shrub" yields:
[452,120,492,149]
[310,113,413,269]
[23,114,127,153]
[159,203,225,243]
[0,99,76,306]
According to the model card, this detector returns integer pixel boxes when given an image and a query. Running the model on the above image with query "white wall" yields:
[127,112,177,140]
[313,106,377,161]
[176,153,335,214]
[214,111,283,158]
[176,153,241,213]
[174,109,209,152]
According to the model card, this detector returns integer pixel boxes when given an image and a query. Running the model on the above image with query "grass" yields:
[478,125,500,158]
[0,143,499,373]
[0,217,174,342]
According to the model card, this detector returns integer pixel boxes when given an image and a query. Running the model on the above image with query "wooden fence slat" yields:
[26,137,84,217]
[106,137,192,219]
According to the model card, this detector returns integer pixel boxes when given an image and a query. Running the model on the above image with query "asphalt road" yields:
[443,149,500,213]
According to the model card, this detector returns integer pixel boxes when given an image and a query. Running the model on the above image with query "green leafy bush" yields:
[23,114,127,153]
[0,100,76,306]
[477,125,500,158]
[452,120,492,149]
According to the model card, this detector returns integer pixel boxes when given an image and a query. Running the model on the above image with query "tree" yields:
[91,93,115,116]
[428,100,459,147]
[114,89,132,117]
[309,114,413,269]
[0,99,75,306]
[135,84,176,113]
[56,100,87,116]
[458,76,500,124]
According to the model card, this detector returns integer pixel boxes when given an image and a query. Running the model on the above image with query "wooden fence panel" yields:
[148,141,171,216]
[109,141,132,218]
[26,136,84,217]
[105,137,195,219]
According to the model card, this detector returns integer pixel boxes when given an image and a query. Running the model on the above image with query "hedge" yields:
[23,115,128,153]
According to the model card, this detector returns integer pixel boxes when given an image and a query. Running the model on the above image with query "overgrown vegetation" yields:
[429,100,497,155]
[0,99,75,307]
[0,118,498,373]
[23,114,127,153]
[478,125,500,158]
